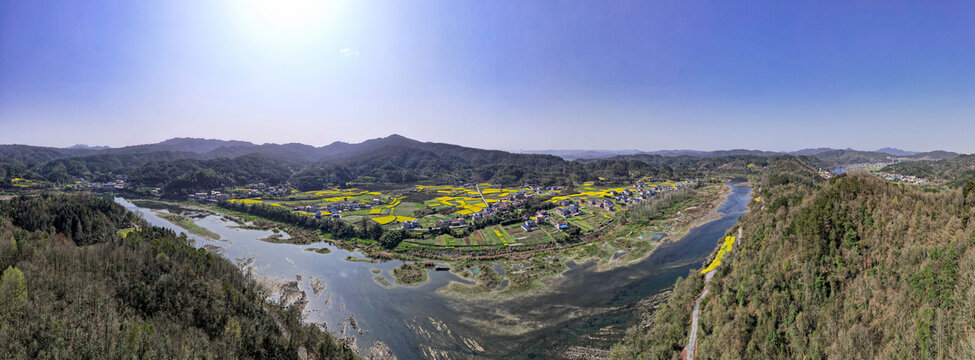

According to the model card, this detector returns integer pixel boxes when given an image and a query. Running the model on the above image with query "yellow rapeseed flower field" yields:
[701,236,736,274]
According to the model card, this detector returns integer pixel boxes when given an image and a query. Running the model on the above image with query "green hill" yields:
[882,154,975,185]
[613,159,975,359]
[0,194,356,359]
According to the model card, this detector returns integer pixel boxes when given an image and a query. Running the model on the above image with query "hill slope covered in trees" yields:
[612,159,975,359]
[0,194,356,359]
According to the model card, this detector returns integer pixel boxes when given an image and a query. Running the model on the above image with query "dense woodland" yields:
[612,158,975,359]
[0,194,356,359]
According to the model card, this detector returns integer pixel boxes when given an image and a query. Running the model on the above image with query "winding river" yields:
[117,183,751,359]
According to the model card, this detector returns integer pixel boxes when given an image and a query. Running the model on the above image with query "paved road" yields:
[474,184,489,207]
[685,271,713,360]
[685,227,742,360]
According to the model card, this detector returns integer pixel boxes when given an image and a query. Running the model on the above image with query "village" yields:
[209,178,695,248]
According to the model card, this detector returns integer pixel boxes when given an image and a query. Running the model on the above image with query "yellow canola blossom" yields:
[372,216,396,224]
[369,208,383,214]
[493,228,509,245]
[372,215,418,224]
[700,236,736,274]
[229,199,264,204]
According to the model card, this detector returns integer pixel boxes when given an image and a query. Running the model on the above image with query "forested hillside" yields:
[0,194,356,359]
[883,154,975,186]
[3,136,963,200]
[612,159,975,359]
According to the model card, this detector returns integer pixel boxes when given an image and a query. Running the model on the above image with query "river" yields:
[117,183,751,359]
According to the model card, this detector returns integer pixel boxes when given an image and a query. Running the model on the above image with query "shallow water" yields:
[117,183,751,359]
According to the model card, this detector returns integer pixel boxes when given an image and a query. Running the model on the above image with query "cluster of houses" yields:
[818,169,836,179]
[69,177,126,192]
[188,190,229,202]
[435,217,467,228]
[877,172,927,184]
[557,202,584,218]
[401,219,421,229]
[529,185,565,192]
[320,199,377,213]
[583,198,616,211]
[308,199,386,219]
[233,183,293,197]
[613,189,654,204]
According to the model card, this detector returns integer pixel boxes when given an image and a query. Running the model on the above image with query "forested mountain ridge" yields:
[0,194,356,359]
[2,135,961,170]
[0,136,966,200]
[882,154,975,186]
[612,159,975,359]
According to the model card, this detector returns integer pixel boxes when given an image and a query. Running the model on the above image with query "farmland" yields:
[219,179,701,254]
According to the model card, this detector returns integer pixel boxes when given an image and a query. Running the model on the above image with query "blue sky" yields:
[1,1,974,152]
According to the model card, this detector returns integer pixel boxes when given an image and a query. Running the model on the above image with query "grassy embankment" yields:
[156,212,222,240]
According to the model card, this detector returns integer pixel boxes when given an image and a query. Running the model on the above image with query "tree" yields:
[379,231,405,249]
[0,266,27,317]
[963,180,975,206]
[222,317,242,346]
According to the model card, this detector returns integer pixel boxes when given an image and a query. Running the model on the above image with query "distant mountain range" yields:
[0,134,566,169]
[525,147,951,160]
[0,136,963,169]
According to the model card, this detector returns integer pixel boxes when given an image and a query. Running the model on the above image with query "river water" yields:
[117,183,751,359]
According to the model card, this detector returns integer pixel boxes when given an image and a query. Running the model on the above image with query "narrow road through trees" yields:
[685,227,741,360]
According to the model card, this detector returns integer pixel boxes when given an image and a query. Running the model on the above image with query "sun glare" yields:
[226,0,338,50]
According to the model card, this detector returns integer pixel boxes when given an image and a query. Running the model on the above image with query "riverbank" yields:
[435,184,734,300]
[116,184,753,359]
[149,184,732,299]
[156,212,222,239]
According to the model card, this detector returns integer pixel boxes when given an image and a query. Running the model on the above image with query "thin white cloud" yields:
[340,48,359,56]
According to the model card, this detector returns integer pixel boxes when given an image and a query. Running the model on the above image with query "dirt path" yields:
[685,227,741,360]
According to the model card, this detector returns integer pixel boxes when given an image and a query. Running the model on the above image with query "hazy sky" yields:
[2,1,974,152]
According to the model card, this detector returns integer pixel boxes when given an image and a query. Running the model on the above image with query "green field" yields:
[505,225,557,245]
[157,212,221,239]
